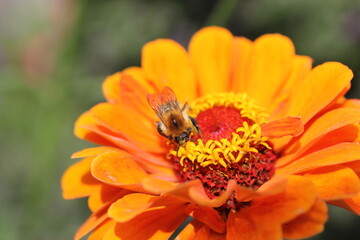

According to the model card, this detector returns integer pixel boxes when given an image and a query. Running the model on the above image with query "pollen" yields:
[170,92,277,213]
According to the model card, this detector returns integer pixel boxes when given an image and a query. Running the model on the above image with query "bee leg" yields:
[156,121,168,138]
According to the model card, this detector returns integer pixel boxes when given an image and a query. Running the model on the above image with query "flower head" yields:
[62,26,360,240]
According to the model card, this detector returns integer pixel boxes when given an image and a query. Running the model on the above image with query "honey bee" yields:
[147,86,201,146]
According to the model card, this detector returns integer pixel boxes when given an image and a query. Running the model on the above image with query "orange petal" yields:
[71,146,124,159]
[118,71,157,120]
[286,62,353,125]
[102,72,122,103]
[188,180,238,208]
[235,175,288,202]
[79,123,172,171]
[245,34,295,110]
[187,204,225,233]
[303,166,360,200]
[270,55,313,119]
[175,220,199,240]
[301,124,359,154]
[108,193,157,222]
[227,211,259,240]
[330,191,360,214]
[343,159,360,178]
[277,143,360,175]
[91,151,149,191]
[261,116,303,138]
[123,67,154,92]
[231,36,253,92]
[88,186,128,212]
[74,111,114,146]
[283,199,328,239]
[157,179,237,208]
[104,202,188,240]
[141,176,178,194]
[162,180,202,203]
[75,205,109,240]
[341,99,360,109]
[189,26,234,95]
[61,157,101,199]
[251,175,317,223]
[90,102,166,155]
[228,175,317,240]
[194,225,226,240]
[177,220,226,240]
[278,107,360,167]
[88,219,116,240]
[141,39,196,102]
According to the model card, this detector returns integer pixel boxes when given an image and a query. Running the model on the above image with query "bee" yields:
[147,86,201,146]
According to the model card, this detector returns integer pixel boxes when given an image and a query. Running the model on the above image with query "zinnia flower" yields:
[62,26,360,240]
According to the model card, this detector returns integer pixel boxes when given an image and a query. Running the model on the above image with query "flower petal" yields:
[102,72,122,103]
[104,202,188,240]
[108,193,157,222]
[245,34,295,110]
[71,146,124,159]
[331,192,360,214]
[251,175,317,223]
[153,179,237,208]
[88,219,116,240]
[142,39,196,101]
[189,26,234,95]
[341,99,360,109]
[88,186,127,212]
[79,122,172,171]
[231,36,253,92]
[75,205,109,240]
[270,55,313,119]
[108,194,186,224]
[187,204,226,233]
[61,157,101,199]
[303,166,360,200]
[141,176,178,194]
[282,199,328,239]
[229,175,316,240]
[227,211,259,240]
[90,102,166,154]
[74,111,114,146]
[235,175,288,202]
[278,108,360,167]
[175,220,200,240]
[188,180,238,208]
[261,116,303,138]
[178,220,225,240]
[118,70,157,120]
[91,151,149,191]
[277,143,360,175]
[286,62,353,124]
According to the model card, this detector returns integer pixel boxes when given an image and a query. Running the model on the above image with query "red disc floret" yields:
[172,106,277,215]
[196,106,253,141]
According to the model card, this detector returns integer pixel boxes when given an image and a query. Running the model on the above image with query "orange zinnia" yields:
[62,26,360,240]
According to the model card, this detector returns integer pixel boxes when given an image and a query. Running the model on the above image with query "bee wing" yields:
[147,87,181,122]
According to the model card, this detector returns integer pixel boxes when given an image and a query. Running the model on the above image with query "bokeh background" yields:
[1,0,360,239]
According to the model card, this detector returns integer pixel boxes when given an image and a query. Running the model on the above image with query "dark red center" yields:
[172,106,277,216]
[195,106,253,141]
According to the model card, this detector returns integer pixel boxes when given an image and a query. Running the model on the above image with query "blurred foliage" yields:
[0,0,359,239]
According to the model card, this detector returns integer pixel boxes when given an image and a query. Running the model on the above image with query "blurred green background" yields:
[1,0,360,239]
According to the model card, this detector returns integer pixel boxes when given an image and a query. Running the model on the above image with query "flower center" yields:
[170,93,277,214]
